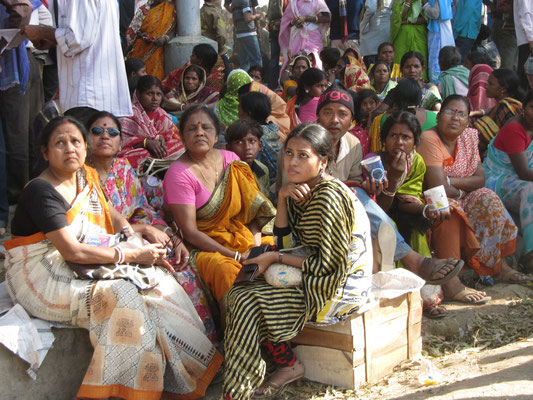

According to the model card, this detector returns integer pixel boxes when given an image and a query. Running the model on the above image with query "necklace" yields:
[187,151,219,189]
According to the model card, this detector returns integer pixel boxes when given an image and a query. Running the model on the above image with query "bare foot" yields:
[254,359,305,398]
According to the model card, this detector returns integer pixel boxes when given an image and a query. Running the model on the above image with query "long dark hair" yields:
[295,68,325,110]
[491,69,524,101]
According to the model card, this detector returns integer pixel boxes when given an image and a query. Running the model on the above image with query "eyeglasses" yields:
[442,109,468,119]
[90,126,121,137]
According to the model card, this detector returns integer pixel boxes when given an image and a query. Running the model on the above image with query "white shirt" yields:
[514,0,533,46]
[55,0,132,116]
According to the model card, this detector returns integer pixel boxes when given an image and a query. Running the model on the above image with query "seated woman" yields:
[282,55,311,100]
[223,123,373,399]
[369,61,398,100]
[164,105,276,305]
[418,95,531,298]
[471,69,524,153]
[438,46,470,98]
[86,111,216,341]
[119,75,185,169]
[350,89,380,156]
[466,63,496,112]
[164,65,219,113]
[215,69,253,129]
[484,90,533,273]
[369,111,451,317]
[238,91,283,186]
[285,68,328,130]
[5,116,221,399]
[162,43,225,93]
[369,78,437,152]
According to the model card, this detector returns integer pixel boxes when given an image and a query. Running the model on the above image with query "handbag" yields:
[263,246,308,287]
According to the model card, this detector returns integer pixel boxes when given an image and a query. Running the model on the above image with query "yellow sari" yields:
[190,161,276,301]
[127,1,176,80]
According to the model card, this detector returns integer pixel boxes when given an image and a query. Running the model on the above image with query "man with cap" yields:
[278,83,486,304]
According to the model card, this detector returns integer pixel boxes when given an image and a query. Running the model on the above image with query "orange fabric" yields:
[193,162,276,300]
[250,81,290,141]
[285,96,300,132]
[127,1,176,80]
[282,79,297,101]
[417,129,454,167]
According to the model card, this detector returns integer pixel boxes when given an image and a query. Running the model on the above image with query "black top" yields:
[11,179,71,237]
[231,0,256,35]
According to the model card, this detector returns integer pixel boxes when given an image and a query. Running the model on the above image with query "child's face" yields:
[361,97,378,116]
[227,132,262,165]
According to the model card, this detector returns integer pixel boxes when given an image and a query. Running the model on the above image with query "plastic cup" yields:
[361,155,385,183]
[423,185,450,211]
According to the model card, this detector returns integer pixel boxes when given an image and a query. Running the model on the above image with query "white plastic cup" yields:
[423,185,450,211]
[361,155,385,182]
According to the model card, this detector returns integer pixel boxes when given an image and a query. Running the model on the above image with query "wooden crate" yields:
[291,290,422,389]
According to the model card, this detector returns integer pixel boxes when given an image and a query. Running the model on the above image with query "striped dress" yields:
[223,179,372,399]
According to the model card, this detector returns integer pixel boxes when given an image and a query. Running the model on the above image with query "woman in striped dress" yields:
[223,123,373,399]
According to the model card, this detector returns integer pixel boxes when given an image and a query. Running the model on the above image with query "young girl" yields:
[285,68,328,130]
[351,89,380,156]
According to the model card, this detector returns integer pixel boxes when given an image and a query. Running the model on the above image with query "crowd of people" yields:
[1,0,533,399]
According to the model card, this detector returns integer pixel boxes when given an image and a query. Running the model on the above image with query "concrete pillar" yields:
[164,0,218,75]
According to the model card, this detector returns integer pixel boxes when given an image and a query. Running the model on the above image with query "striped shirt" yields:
[55,0,132,116]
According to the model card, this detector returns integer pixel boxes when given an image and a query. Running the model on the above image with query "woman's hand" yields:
[142,225,170,246]
[362,176,388,195]
[154,35,169,47]
[387,150,407,189]
[172,241,189,269]
[279,182,312,203]
[424,206,450,222]
[242,251,277,276]
[126,243,167,265]
[145,137,167,159]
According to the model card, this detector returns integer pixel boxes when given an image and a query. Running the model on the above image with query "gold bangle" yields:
[143,138,148,148]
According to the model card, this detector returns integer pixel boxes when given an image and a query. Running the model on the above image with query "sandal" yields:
[419,258,464,285]
[449,287,491,305]
[496,268,533,285]
[423,305,447,319]
[253,362,305,399]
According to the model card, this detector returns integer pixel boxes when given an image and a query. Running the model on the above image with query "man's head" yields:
[316,83,355,142]
[438,46,462,72]
[190,44,218,74]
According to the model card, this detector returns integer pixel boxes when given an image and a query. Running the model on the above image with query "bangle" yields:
[278,252,283,263]
[143,138,148,148]
[234,251,242,262]
[115,247,125,264]
[446,176,451,186]
[382,188,396,197]
[457,189,465,200]
[163,226,173,235]
[422,204,430,219]
[480,109,485,116]
[313,15,318,23]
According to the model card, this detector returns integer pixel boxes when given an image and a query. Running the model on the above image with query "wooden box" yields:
[291,290,422,389]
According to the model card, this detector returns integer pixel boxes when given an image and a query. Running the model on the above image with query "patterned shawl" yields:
[215,69,252,127]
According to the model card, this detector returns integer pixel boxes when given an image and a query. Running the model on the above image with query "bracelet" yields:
[163,226,173,235]
[115,247,125,264]
[313,15,318,23]
[480,109,485,116]
[234,251,242,262]
[278,252,283,264]
[422,204,430,219]
[143,138,148,148]
[446,176,451,186]
[457,189,465,200]
[382,188,396,197]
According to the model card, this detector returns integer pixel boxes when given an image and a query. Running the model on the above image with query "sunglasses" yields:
[91,126,121,137]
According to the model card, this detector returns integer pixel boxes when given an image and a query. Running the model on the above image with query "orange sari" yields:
[189,162,276,301]
[127,1,176,80]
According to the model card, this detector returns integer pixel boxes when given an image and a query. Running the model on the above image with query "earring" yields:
[305,89,309,93]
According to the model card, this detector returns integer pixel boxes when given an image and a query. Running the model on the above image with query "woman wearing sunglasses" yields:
[86,111,217,341]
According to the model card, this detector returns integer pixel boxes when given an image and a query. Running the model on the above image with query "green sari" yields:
[390,0,428,80]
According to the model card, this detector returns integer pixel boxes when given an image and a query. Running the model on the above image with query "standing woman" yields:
[5,116,222,398]
[126,0,175,80]
[223,123,372,399]
[484,90,533,272]
[390,0,428,80]
[278,0,331,75]
[285,68,328,130]
[471,69,524,153]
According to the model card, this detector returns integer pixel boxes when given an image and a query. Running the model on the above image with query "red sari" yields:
[118,94,185,169]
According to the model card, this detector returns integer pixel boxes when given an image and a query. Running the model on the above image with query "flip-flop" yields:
[423,305,447,319]
[419,258,464,285]
[449,287,491,305]
[496,268,533,285]
[253,364,305,399]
